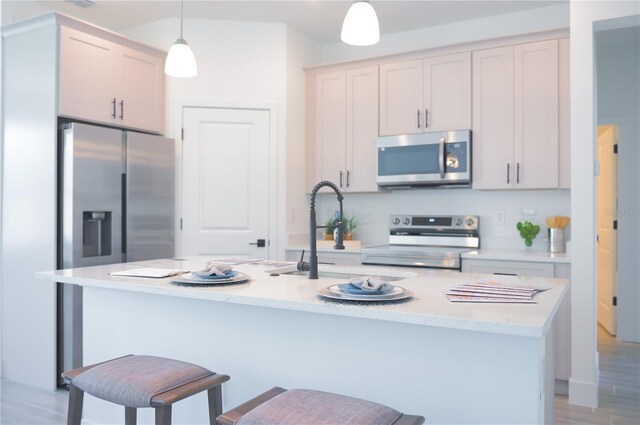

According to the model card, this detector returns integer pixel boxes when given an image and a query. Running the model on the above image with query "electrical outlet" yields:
[364,209,372,223]
[496,210,505,225]
[521,208,538,218]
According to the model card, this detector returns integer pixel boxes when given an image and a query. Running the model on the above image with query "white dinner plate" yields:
[171,272,251,286]
[318,285,413,302]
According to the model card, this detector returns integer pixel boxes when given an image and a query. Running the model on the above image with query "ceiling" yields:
[2,1,566,44]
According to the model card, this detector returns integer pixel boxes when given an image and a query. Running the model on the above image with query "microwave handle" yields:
[439,137,446,179]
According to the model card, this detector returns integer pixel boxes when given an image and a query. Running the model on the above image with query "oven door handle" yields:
[438,137,446,179]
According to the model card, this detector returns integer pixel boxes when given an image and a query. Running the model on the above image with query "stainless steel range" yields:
[361,215,479,270]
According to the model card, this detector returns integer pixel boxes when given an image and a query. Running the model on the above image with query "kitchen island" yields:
[37,257,569,424]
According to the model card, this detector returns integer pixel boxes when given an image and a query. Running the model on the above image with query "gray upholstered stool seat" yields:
[63,355,230,425]
[217,387,425,425]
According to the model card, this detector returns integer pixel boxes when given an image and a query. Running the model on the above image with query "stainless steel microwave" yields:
[376,130,471,188]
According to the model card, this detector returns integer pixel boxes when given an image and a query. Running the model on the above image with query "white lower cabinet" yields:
[462,258,571,390]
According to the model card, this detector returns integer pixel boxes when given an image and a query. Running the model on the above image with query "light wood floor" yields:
[1,326,638,424]
[555,326,640,425]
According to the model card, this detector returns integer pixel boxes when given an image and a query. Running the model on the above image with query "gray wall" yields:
[596,25,640,343]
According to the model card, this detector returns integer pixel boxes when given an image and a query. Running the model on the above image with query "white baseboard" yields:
[568,377,599,408]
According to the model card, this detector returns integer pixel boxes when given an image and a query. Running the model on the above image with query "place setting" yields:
[318,275,413,303]
[170,262,251,287]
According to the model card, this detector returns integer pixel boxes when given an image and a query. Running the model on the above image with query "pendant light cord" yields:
[180,0,184,39]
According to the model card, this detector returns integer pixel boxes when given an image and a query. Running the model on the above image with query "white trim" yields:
[568,378,599,408]
[305,29,570,74]
[173,99,280,260]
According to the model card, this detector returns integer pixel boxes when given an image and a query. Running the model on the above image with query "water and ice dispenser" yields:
[82,211,112,257]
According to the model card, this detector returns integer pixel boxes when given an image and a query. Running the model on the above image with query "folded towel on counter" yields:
[348,276,395,293]
[191,262,234,277]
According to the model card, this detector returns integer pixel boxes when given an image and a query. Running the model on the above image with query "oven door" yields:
[377,130,471,187]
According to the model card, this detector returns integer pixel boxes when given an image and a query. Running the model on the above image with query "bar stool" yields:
[217,387,425,425]
[62,355,230,425]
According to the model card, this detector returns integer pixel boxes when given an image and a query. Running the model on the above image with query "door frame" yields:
[172,99,279,259]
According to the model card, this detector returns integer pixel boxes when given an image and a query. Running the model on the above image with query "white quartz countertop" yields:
[36,256,568,338]
[462,249,571,264]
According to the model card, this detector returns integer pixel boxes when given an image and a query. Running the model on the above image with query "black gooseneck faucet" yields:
[309,180,345,279]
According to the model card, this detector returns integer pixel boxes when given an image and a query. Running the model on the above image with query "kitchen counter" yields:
[36,257,567,424]
[462,248,571,264]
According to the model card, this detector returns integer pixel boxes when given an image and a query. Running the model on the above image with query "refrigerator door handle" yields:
[122,173,127,255]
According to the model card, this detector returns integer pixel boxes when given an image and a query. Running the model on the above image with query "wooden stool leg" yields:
[125,407,137,425]
[207,386,223,424]
[67,384,84,425]
[155,405,172,425]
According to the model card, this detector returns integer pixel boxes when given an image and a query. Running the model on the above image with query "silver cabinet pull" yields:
[438,137,446,179]
[517,162,520,184]
[346,170,350,188]
[111,98,116,118]
[507,163,510,184]
[119,100,124,120]
[339,171,343,188]
[425,109,429,128]
[417,110,421,129]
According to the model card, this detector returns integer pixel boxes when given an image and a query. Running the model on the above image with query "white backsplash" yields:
[314,188,571,252]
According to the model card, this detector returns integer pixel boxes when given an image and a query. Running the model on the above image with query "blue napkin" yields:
[338,276,395,295]
[195,270,239,280]
[191,262,235,278]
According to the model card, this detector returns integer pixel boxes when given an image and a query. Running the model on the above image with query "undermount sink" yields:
[275,265,417,281]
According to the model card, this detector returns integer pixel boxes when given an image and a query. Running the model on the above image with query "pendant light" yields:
[341,1,380,46]
[165,0,197,78]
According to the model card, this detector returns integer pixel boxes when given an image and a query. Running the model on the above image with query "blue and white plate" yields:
[337,283,393,296]
[192,270,239,280]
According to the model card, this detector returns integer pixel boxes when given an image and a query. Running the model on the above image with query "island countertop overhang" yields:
[35,256,569,339]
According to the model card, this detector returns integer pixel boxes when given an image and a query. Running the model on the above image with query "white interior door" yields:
[182,107,270,258]
[597,125,619,335]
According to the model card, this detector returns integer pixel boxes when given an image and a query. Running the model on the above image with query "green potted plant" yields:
[516,220,540,249]
[324,216,336,240]
[342,214,359,240]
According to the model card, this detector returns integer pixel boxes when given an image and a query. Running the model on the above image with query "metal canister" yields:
[548,228,565,253]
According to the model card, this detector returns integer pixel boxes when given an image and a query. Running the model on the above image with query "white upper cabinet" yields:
[514,40,559,189]
[59,26,119,126]
[58,26,165,134]
[312,66,379,193]
[118,46,165,133]
[472,46,515,190]
[345,66,379,192]
[315,71,346,188]
[423,52,472,132]
[558,38,571,189]
[379,60,423,136]
[473,40,560,189]
[379,53,471,136]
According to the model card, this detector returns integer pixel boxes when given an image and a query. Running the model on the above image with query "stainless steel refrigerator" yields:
[57,122,175,385]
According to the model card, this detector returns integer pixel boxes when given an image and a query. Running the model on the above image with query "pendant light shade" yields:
[341,1,380,46]
[165,0,197,78]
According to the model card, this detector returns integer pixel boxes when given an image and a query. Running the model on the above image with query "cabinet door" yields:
[379,60,423,136]
[423,52,471,131]
[514,40,559,189]
[118,46,165,134]
[345,66,379,192]
[558,38,571,189]
[315,72,346,188]
[472,47,515,189]
[58,26,118,125]
[461,259,554,278]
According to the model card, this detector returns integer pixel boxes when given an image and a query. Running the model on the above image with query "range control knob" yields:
[392,217,400,225]
[466,218,475,226]
[403,218,411,225]
[455,218,463,226]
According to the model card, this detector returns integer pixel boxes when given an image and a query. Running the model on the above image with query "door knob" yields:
[249,239,266,247]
